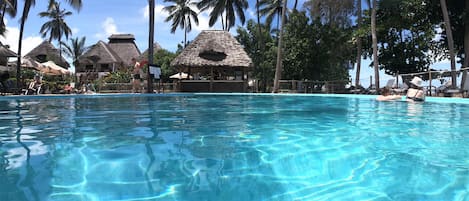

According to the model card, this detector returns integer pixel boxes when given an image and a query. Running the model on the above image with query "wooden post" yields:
[210,66,214,92]
[429,70,432,96]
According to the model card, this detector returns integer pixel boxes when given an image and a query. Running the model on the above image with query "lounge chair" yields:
[25,81,42,95]
[24,75,42,95]
[384,79,396,89]
[367,84,377,94]
[438,74,469,97]
[436,79,452,95]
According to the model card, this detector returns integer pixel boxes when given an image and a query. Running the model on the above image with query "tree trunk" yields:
[184,24,187,48]
[355,0,362,88]
[440,0,457,88]
[147,0,155,93]
[58,35,62,59]
[1,4,6,25]
[16,4,29,95]
[256,0,265,92]
[273,0,288,93]
[293,0,298,11]
[256,0,263,49]
[461,0,469,89]
[371,0,379,89]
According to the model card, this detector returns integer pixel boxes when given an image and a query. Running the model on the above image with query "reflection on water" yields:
[0,95,468,201]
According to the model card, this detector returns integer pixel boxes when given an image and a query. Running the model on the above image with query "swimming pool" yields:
[0,94,467,201]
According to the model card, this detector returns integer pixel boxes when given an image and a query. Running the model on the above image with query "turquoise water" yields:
[0,94,468,201]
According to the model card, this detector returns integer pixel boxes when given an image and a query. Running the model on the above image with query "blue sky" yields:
[0,0,451,87]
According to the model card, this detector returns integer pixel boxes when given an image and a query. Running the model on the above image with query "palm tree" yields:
[60,36,88,69]
[256,0,263,49]
[0,0,17,35]
[39,1,73,56]
[163,0,199,48]
[370,0,379,89]
[148,0,155,93]
[15,0,82,94]
[197,0,248,31]
[305,0,355,27]
[440,0,457,88]
[258,0,285,33]
[272,0,288,93]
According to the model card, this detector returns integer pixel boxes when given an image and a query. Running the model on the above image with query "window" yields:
[101,64,110,71]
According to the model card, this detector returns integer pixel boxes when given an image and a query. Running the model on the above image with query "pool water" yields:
[0,94,468,201]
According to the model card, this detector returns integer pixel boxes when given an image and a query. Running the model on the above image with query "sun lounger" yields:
[438,73,469,97]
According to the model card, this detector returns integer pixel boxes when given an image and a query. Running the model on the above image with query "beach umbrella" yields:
[170,72,192,79]
[21,57,45,71]
[41,61,70,75]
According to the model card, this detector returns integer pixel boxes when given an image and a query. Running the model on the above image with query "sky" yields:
[0,0,452,87]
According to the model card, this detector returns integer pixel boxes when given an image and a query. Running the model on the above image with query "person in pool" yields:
[406,76,425,102]
[376,87,402,101]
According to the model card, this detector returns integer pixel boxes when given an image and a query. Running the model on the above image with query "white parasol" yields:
[170,72,192,79]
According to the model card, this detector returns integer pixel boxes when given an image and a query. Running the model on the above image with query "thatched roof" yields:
[107,34,141,66]
[171,30,253,68]
[25,41,70,68]
[0,42,17,66]
[138,42,162,61]
[79,40,122,65]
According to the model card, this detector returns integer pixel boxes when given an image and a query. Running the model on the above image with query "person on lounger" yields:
[26,75,42,95]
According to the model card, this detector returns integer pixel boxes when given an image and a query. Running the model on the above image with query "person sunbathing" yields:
[26,75,42,95]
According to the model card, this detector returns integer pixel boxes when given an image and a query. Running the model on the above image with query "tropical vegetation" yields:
[13,0,82,93]
[2,0,469,93]
[39,1,73,58]
[163,0,199,47]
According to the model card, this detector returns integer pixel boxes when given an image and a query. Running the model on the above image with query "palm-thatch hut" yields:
[76,34,142,80]
[107,34,141,66]
[138,42,162,61]
[25,41,69,68]
[0,42,17,66]
[78,40,123,74]
[171,30,253,92]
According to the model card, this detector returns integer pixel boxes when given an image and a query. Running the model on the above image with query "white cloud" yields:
[71,27,80,35]
[0,22,42,56]
[142,4,167,23]
[247,8,256,19]
[94,17,120,40]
